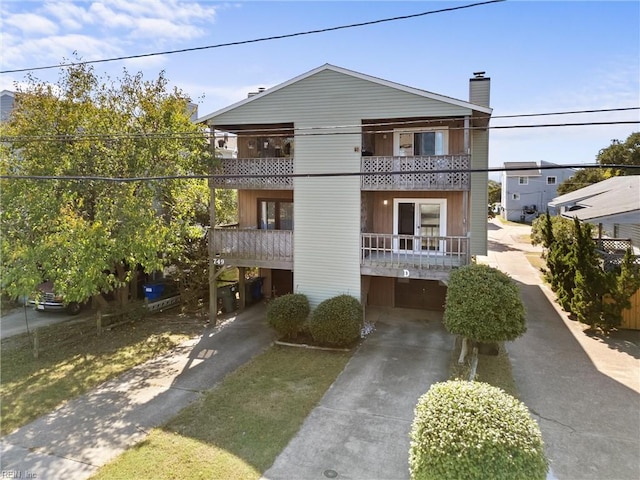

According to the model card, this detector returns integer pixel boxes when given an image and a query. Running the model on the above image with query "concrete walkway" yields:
[480,218,640,480]
[0,305,276,479]
[263,308,453,480]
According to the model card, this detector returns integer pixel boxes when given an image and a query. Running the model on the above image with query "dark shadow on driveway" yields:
[508,280,640,479]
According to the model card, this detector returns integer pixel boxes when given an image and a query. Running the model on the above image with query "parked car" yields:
[28,281,85,315]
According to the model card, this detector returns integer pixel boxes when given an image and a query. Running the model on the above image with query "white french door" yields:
[393,199,447,253]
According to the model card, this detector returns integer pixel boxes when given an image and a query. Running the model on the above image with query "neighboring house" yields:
[1,90,15,122]
[198,64,492,310]
[549,175,640,329]
[501,161,575,222]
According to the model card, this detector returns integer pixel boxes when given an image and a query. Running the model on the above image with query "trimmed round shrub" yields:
[307,294,363,347]
[443,264,526,343]
[409,380,548,480]
[266,293,310,339]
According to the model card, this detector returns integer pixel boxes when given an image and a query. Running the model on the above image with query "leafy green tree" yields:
[487,179,501,205]
[0,63,213,309]
[556,168,607,195]
[597,132,640,176]
[556,132,639,195]
[443,264,526,363]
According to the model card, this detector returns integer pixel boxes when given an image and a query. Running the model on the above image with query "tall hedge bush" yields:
[443,264,526,343]
[266,293,310,339]
[409,380,548,480]
[306,294,363,347]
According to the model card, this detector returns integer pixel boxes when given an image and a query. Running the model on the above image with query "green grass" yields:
[91,345,351,480]
[0,310,205,435]
[450,342,518,398]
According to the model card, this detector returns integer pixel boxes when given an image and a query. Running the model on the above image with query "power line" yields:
[2,118,638,143]
[0,0,505,74]
[2,164,637,183]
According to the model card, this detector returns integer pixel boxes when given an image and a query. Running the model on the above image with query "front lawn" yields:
[91,345,351,480]
[0,310,206,435]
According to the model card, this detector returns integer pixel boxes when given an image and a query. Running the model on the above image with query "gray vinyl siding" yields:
[470,129,489,255]
[211,70,472,126]
[600,223,640,249]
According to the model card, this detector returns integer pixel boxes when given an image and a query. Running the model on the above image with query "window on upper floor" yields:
[394,128,448,156]
[518,177,528,185]
[547,176,557,185]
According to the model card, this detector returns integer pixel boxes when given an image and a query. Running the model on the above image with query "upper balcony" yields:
[210,154,470,191]
[360,155,470,191]
[210,157,293,190]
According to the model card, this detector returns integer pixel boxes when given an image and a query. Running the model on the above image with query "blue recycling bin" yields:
[144,283,165,301]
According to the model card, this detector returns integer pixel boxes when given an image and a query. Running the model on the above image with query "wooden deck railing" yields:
[361,155,470,191]
[210,154,470,191]
[210,157,293,189]
[212,229,293,267]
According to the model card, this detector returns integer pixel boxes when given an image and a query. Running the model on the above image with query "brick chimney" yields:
[469,71,490,107]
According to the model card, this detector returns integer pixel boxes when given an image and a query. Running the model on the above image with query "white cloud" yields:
[43,1,94,30]
[4,12,59,36]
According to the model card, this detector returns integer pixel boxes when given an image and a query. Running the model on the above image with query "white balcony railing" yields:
[361,155,470,190]
[361,233,470,270]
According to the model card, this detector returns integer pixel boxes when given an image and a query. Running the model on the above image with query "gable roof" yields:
[197,64,492,123]
[504,161,541,177]
[549,175,640,224]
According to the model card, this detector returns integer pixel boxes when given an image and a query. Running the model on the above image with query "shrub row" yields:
[267,293,363,347]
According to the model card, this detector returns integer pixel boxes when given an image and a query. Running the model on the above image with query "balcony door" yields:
[393,199,447,253]
[259,199,293,230]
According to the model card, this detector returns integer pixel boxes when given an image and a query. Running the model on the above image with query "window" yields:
[512,193,520,200]
[518,177,528,185]
[394,128,448,156]
[258,199,293,230]
[547,176,557,185]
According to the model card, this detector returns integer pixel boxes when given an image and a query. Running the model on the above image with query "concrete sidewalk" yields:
[481,218,640,480]
[263,307,453,480]
[1,305,276,479]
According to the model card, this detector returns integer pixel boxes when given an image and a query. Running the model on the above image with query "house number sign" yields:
[213,258,225,266]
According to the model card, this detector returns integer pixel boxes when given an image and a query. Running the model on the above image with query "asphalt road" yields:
[0,304,89,339]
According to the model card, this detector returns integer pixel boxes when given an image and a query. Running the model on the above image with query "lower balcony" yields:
[212,229,293,269]
[361,233,470,280]
[212,229,468,279]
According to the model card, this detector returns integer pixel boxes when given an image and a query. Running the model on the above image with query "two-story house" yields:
[199,64,491,311]
[501,160,575,222]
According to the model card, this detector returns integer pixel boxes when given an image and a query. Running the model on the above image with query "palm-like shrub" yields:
[409,380,548,480]
[306,294,363,347]
[266,293,310,339]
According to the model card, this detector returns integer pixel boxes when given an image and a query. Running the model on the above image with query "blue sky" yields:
[1,0,638,173]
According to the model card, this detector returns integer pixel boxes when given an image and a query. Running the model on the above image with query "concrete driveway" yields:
[263,307,453,480]
[481,217,640,480]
